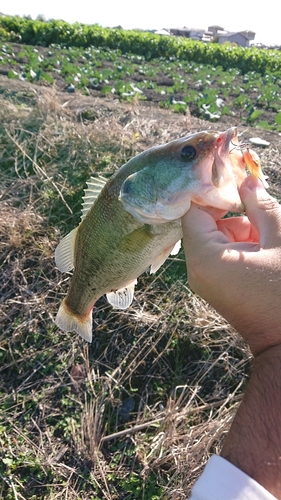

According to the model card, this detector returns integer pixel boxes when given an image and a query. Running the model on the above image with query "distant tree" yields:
[36,14,46,22]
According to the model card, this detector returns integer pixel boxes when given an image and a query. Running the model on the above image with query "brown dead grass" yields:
[0,82,280,499]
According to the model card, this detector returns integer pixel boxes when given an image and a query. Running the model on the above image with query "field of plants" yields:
[1,15,281,73]
[1,16,281,500]
[1,39,281,133]
[1,15,281,132]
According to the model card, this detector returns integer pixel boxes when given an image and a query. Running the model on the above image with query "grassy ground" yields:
[0,78,280,499]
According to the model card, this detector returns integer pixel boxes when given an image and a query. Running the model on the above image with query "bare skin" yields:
[181,175,281,498]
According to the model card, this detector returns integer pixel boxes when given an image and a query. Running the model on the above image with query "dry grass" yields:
[1,83,278,499]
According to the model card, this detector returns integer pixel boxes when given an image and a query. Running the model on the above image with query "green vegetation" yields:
[1,15,281,131]
[1,36,281,131]
[0,16,279,499]
[1,15,281,74]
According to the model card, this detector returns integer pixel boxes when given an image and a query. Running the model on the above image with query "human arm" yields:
[181,175,281,498]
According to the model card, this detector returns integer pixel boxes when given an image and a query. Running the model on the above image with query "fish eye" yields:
[180,145,197,160]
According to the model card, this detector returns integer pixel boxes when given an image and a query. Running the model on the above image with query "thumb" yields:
[239,175,281,249]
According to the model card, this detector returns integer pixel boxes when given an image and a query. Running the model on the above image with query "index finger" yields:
[181,203,230,248]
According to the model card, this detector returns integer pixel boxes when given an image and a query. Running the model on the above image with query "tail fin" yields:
[55,299,93,343]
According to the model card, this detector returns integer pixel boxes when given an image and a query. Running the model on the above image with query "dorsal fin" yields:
[55,176,107,272]
[55,227,78,272]
[81,176,107,220]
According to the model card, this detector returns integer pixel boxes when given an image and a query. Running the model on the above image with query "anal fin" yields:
[106,279,137,310]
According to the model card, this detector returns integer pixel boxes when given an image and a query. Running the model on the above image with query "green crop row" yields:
[1,39,281,131]
[1,15,281,75]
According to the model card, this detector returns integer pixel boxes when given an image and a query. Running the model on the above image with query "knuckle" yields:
[261,198,281,212]
[255,192,281,213]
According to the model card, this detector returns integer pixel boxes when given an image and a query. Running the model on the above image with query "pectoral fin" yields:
[150,240,181,274]
[170,239,181,255]
[106,279,137,310]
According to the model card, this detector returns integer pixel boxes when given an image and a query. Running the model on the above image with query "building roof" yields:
[171,27,205,32]
[208,25,224,30]
[240,30,256,38]
[154,29,171,35]
[171,27,190,32]
[189,27,206,32]
[218,31,247,39]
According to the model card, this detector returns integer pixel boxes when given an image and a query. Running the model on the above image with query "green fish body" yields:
[55,127,249,342]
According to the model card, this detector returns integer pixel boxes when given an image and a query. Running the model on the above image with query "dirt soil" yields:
[1,73,280,200]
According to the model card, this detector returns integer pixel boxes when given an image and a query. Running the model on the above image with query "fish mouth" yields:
[207,127,246,212]
[214,126,247,186]
[212,127,239,186]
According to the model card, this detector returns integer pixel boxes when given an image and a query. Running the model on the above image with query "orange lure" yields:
[242,147,269,188]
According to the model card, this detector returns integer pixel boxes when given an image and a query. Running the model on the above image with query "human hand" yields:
[181,175,281,356]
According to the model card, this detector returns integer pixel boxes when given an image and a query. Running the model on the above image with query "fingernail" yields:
[244,175,265,191]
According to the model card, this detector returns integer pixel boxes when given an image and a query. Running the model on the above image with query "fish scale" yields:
[55,127,266,342]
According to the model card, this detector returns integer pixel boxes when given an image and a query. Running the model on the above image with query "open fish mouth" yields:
[196,126,246,213]
[212,127,244,188]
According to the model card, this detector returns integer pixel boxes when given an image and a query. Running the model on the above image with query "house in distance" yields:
[168,25,256,47]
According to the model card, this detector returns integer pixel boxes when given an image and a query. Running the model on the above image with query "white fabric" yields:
[190,455,277,500]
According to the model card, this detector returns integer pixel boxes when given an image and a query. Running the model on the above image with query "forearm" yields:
[221,344,281,498]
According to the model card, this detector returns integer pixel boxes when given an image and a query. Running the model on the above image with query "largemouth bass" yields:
[55,127,265,342]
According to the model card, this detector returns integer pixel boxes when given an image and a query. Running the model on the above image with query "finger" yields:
[181,203,259,301]
[239,175,281,249]
[217,217,259,243]
[181,203,230,248]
